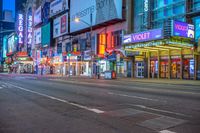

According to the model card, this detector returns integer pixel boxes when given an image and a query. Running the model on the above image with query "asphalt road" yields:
[0,75,200,133]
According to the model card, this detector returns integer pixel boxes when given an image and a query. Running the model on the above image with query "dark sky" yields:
[3,0,15,18]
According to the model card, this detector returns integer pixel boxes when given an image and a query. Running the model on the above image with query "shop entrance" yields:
[183,59,194,79]
[160,61,168,78]
[127,61,132,77]
[70,63,76,76]
[136,62,144,78]
[171,59,181,79]
[150,61,158,78]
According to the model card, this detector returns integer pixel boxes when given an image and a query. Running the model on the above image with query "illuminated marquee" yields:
[27,15,32,45]
[18,14,24,44]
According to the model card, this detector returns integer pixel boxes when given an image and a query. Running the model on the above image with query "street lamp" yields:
[74,13,94,78]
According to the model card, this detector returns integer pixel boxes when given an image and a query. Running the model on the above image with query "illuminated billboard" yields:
[173,21,194,39]
[27,15,32,45]
[123,29,163,44]
[34,6,42,26]
[7,35,16,54]
[53,13,68,38]
[34,28,41,45]
[50,0,68,17]
[70,0,122,32]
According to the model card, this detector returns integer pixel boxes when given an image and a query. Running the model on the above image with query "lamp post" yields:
[74,13,94,78]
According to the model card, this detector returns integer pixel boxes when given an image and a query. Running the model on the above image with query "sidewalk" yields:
[1,73,200,86]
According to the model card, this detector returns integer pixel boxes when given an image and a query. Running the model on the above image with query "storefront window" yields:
[183,59,194,79]
[171,59,181,79]
[160,59,168,78]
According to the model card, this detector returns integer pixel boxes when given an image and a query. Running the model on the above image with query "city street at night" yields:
[0,74,200,133]
[1,0,200,133]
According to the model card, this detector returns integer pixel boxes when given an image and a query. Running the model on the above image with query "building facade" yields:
[123,0,200,80]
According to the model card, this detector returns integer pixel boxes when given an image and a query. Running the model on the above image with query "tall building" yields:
[0,0,15,70]
[0,0,3,20]
[123,0,200,80]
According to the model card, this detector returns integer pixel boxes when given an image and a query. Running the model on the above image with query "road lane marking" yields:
[2,85,6,88]
[0,87,3,89]
[131,104,191,118]
[160,130,176,133]
[108,92,159,102]
[7,83,105,114]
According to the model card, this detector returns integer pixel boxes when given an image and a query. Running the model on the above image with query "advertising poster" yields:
[173,21,194,39]
[50,0,68,17]
[7,35,16,54]
[61,15,67,34]
[53,14,68,38]
[70,0,122,32]
[195,18,200,42]
[41,23,50,47]
[34,28,41,45]
[34,6,42,26]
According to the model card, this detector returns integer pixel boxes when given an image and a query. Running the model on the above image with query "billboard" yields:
[123,29,163,44]
[172,21,194,39]
[70,0,122,32]
[3,36,7,58]
[34,6,42,26]
[53,13,68,38]
[195,18,200,42]
[27,14,33,45]
[50,0,68,17]
[7,35,16,54]
[34,27,41,45]
[42,23,50,47]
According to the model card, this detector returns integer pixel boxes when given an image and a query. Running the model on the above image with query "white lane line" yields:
[0,87,3,89]
[108,92,159,102]
[132,104,191,118]
[159,130,176,133]
[2,85,6,88]
[7,83,105,114]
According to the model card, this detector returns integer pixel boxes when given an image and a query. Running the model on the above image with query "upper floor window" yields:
[111,30,122,48]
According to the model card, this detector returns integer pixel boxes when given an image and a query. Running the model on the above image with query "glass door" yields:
[171,60,181,79]
[136,62,144,78]
[160,61,168,78]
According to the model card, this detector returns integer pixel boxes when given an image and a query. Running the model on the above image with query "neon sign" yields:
[173,21,194,39]
[123,29,163,44]
[18,14,24,44]
[27,15,32,45]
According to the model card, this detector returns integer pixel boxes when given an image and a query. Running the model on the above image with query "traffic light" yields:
[14,36,18,41]
[68,52,71,57]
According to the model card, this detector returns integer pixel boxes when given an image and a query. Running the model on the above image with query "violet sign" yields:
[123,29,163,44]
[173,21,194,39]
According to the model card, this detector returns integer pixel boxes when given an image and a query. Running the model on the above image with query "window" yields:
[193,0,200,11]
[79,39,86,52]
[111,30,122,48]
[173,4,185,15]
[98,34,106,55]
[57,43,62,54]
[66,42,71,52]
